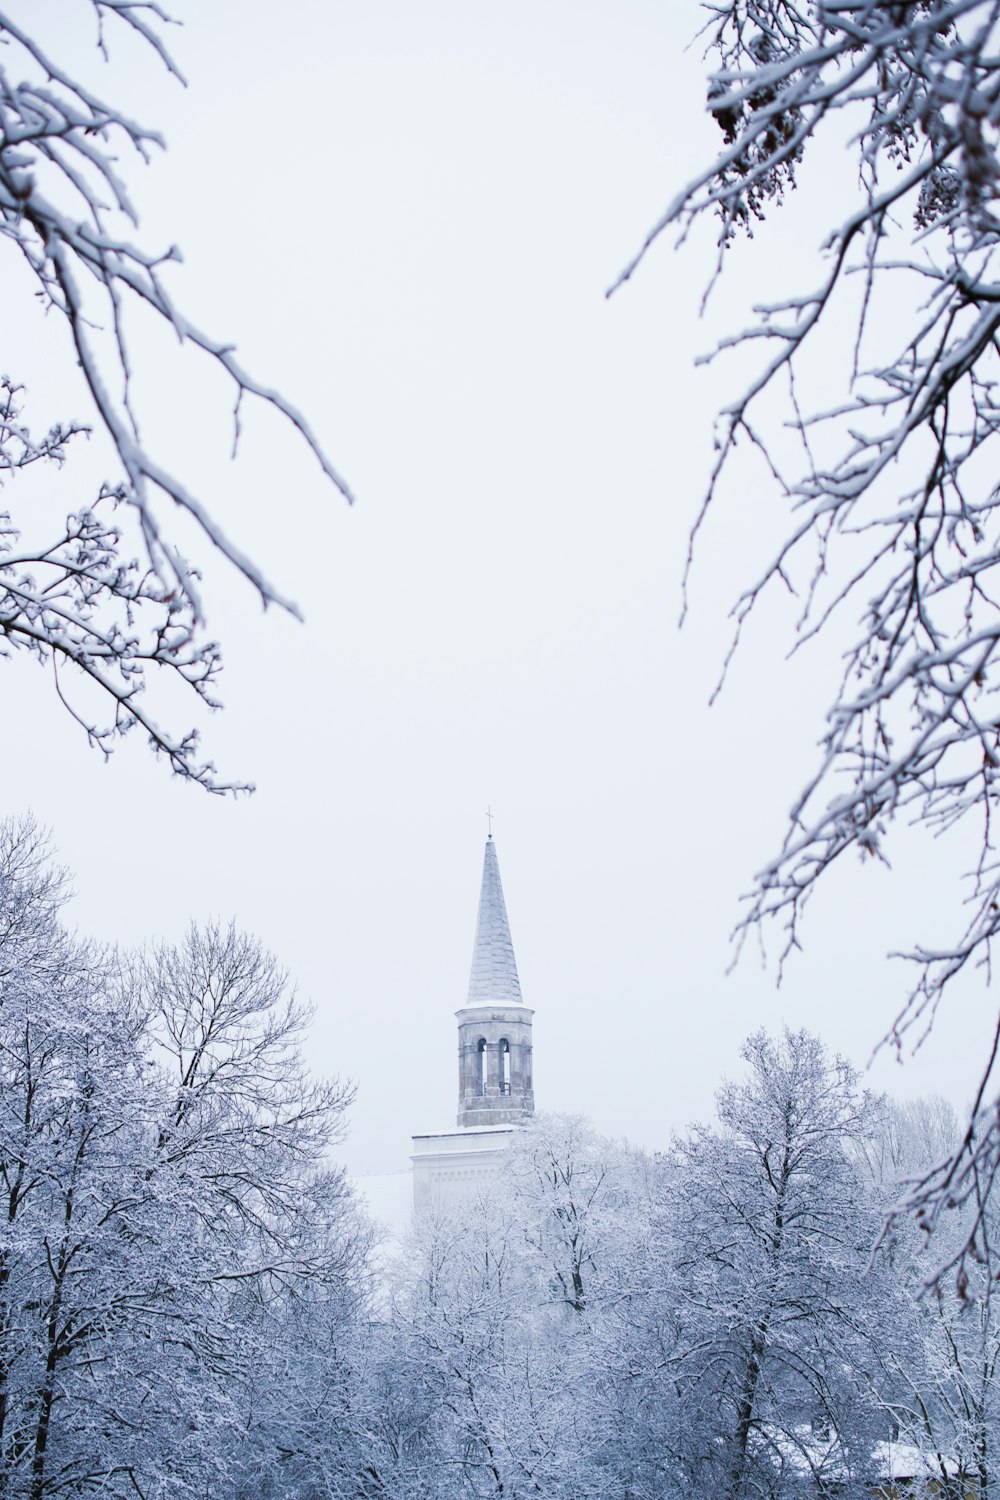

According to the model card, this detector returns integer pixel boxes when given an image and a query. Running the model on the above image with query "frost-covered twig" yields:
[621,0,1000,1280]
[0,4,353,789]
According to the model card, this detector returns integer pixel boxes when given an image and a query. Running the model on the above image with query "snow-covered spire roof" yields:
[466,837,523,1007]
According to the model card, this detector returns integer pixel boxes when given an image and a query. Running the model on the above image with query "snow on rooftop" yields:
[872,1442,960,1479]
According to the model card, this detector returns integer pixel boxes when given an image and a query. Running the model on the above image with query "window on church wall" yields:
[499,1038,511,1095]
[477,1038,488,1095]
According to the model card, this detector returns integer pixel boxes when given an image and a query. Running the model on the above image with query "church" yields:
[411,833,534,1211]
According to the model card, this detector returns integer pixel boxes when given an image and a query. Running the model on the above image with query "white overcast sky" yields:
[3,0,994,1172]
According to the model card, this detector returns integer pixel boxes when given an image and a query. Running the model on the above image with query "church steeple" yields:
[456,837,534,1128]
[412,832,539,1210]
[467,836,523,1007]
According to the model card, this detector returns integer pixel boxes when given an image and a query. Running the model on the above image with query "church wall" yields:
[411,1126,518,1212]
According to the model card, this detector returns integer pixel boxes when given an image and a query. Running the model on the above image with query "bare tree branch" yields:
[621,0,1000,1279]
[0,4,353,789]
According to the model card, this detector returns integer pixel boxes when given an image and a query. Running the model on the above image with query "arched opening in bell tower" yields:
[477,1038,488,1095]
[499,1038,511,1096]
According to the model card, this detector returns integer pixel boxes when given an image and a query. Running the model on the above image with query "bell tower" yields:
[456,835,534,1127]
[411,830,535,1211]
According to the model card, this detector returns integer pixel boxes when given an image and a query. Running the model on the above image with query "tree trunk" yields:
[726,1324,767,1500]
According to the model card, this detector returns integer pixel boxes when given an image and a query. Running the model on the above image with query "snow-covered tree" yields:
[370,1117,649,1500]
[380,1194,560,1500]
[624,0,1000,1276]
[655,1030,899,1500]
[866,1102,1000,1500]
[0,843,152,1496]
[0,5,350,790]
[0,819,370,1497]
[911,1267,1000,1500]
[505,1112,638,1316]
[370,1076,997,1500]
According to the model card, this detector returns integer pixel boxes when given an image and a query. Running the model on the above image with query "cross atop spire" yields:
[466,837,522,1007]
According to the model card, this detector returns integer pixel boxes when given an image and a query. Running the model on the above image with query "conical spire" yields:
[466,837,522,1006]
